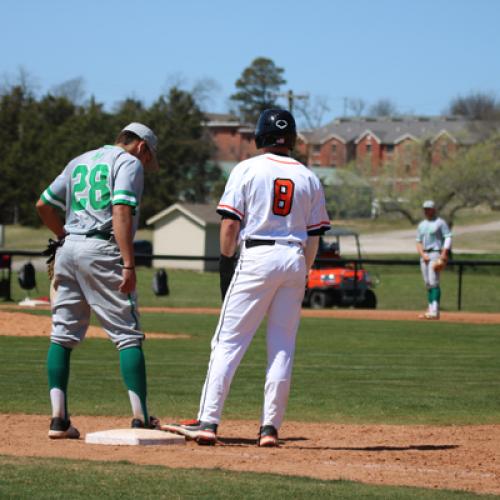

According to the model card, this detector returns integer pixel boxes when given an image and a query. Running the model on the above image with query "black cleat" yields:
[131,416,160,429]
[258,425,279,447]
[48,417,80,439]
[161,419,218,445]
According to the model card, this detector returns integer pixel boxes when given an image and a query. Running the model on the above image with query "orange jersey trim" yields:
[266,156,302,166]
[217,204,244,218]
[307,221,331,229]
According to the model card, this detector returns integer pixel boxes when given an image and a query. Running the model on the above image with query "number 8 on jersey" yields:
[273,178,294,216]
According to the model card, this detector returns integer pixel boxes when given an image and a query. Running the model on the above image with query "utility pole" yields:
[274,89,309,114]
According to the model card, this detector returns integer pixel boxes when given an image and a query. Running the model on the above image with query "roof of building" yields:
[302,116,493,145]
[203,112,239,123]
[146,202,220,227]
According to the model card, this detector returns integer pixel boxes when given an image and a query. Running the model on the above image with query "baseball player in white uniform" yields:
[416,200,452,320]
[163,109,330,447]
[36,123,159,438]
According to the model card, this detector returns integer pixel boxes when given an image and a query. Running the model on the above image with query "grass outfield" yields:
[0,456,491,500]
[7,264,500,312]
[1,314,499,424]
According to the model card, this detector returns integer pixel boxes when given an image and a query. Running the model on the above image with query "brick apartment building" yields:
[204,114,490,174]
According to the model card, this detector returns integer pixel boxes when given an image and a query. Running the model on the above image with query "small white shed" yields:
[146,203,221,271]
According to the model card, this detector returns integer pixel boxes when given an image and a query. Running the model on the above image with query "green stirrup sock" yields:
[435,286,441,304]
[427,288,433,305]
[47,342,72,417]
[119,347,149,423]
[429,287,440,304]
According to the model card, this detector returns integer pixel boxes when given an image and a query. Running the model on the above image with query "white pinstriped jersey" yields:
[40,145,144,236]
[217,153,330,243]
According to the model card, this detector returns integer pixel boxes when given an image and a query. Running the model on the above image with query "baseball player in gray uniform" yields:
[163,109,330,447]
[36,123,159,438]
[416,200,452,320]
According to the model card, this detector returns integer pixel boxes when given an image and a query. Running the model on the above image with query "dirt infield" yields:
[0,310,190,339]
[140,306,500,325]
[1,414,499,495]
[1,307,500,495]
[2,304,500,325]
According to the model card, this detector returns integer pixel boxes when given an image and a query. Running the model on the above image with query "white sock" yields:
[128,390,144,421]
[50,388,66,419]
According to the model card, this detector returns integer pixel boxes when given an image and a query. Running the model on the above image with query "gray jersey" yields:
[416,217,452,251]
[41,145,144,236]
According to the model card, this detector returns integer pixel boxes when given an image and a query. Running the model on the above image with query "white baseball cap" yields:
[122,122,159,170]
[422,200,435,209]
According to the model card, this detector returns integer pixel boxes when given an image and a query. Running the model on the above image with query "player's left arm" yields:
[304,236,319,270]
[112,156,143,294]
[306,176,331,236]
[113,204,136,294]
[440,219,452,261]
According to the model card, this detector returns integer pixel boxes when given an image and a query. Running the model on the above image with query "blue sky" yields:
[2,0,499,122]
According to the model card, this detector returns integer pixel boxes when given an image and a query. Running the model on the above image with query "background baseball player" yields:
[416,200,452,320]
[163,109,330,447]
[36,122,159,438]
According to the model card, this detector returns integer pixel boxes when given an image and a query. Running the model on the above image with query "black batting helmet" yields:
[254,109,297,150]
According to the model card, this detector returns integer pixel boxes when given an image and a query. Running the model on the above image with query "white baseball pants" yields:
[198,241,307,429]
[420,250,441,288]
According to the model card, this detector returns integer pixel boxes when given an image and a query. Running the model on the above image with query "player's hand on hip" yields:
[119,268,136,294]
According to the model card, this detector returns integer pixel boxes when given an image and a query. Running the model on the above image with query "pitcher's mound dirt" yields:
[1,414,499,496]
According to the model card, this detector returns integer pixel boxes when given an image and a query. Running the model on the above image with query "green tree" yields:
[113,98,146,127]
[323,168,373,219]
[0,81,222,226]
[230,57,286,123]
[140,87,221,223]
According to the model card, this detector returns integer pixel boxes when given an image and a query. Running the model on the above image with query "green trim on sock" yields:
[427,288,433,305]
[119,347,149,423]
[47,342,72,418]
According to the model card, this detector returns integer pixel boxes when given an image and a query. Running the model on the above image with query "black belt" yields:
[424,248,440,252]
[86,230,113,240]
[245,239,276,248]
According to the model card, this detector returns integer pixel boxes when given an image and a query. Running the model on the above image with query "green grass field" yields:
[1,314,499,424]
[1,223,500,312]
[1,455,491,500]
[2,222,500,498]
[1,314,499,498]
[5,263,500,312]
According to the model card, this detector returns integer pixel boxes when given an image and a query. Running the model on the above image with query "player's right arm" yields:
[416,223,429,261]
[36,172,67,239]
[36,200,66,239]
[220,218,240,257]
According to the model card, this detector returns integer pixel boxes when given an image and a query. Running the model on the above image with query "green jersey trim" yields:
[41,189,66,211]
[113,191,137,207]
[112,199,137,207]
